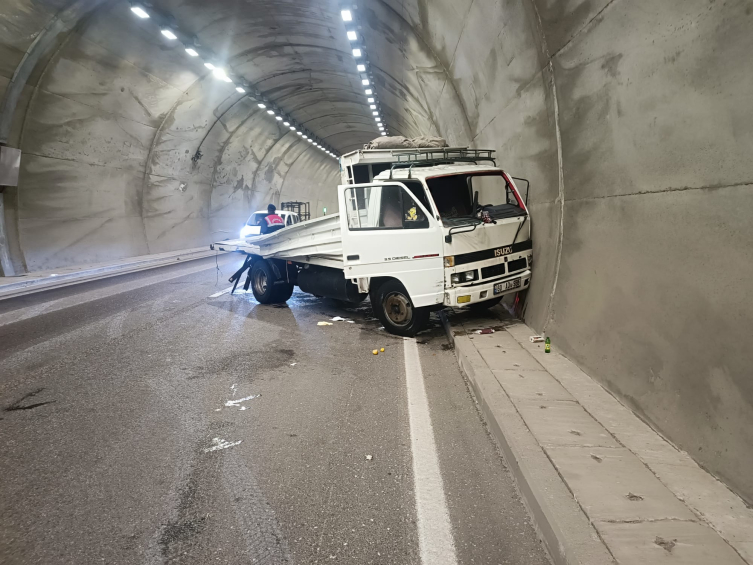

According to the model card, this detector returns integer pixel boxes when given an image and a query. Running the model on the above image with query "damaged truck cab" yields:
[339,148,532,331]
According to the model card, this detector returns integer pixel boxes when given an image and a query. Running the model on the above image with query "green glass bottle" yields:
[545,337,551,354]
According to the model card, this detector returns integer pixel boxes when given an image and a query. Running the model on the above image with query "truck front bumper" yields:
[443,270,532,307]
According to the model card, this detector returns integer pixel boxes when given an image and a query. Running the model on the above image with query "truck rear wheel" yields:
[251,260,292,304]
[371,280,429,337]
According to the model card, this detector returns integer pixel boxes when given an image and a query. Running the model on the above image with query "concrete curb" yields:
[441,315,615,565]
[0,247,225,300]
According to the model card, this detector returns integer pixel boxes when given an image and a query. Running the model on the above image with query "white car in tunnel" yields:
[239,210,301,239]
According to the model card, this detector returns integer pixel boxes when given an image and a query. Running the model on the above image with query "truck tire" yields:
[371,280,430,337]
[251,260,285,304]
[272,282,295,303]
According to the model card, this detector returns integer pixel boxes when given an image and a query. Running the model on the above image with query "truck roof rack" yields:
[387,148,496,179]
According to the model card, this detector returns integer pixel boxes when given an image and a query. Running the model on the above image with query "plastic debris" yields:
[366,455,373,461]
[225,394,260,407]
[318,321,333,326]
[475,328,495,335]
[204,438,242,453]
[331,316,348,322]
[347,320,355,323]
[530,336,545,343]
[290,362,298,366]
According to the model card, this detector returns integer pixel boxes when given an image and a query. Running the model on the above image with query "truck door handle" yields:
[347,255,360,261]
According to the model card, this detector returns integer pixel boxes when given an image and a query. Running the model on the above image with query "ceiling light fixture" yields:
[276,116,283,121]
[283,121,290,126]
[341,10,352,21]
[130,6,149,18]
[347,31,357,41]
[204,62,215,70]
[258,103,266,109]
[267,110,275,115]
[236,86,246,93]
[185,48,198,56]
[370,104,376,110]
[357,64,366,72]
[161,29,177,40]
[367,97,374,103]
[352,49,362,57]
[297,131,303,136]
[362,79,370,86]
[365,89,372,95]
[290,126,296,131]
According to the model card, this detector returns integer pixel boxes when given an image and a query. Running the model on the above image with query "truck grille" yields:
[481,263,506,279]
[508,258,527,273]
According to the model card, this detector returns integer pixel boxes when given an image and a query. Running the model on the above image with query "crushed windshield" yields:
[426,173,524,225]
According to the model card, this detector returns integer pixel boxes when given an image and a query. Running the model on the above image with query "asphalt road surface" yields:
[0,255,550,565]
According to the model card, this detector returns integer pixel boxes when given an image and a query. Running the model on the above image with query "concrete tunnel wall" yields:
[0,0,341,272]
[1,0,751,503]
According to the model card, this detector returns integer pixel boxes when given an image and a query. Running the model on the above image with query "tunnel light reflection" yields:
[130,6,149,18]
[185,48,198,56]
[341,10,352,21]
[161,29,177,40]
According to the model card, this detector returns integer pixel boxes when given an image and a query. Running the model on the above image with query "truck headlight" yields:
[451,270,477,284]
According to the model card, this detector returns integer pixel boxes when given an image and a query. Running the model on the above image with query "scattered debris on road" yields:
[224,394,260,407]
[318,321,333,326]
[366,455,373,461]
[372,349,379,355]
[290,362,297,366]
[654,536,677,553]
[204,438,242,453]
[529,335,545,343]
[475,328,495,334]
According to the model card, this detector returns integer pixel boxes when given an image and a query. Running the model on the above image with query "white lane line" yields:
[403,337,458,565]
[209,286,233,298]
[0,261,222,328]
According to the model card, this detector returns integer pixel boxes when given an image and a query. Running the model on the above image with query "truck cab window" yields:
[426,173,523,225]
[345,185,430,230]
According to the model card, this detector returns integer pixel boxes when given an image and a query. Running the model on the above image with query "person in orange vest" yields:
[260,203,285,234]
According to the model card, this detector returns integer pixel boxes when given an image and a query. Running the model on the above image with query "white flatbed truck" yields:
[211,148,532,336]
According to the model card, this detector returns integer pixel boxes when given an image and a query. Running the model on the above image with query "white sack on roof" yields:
[364,136,448,150]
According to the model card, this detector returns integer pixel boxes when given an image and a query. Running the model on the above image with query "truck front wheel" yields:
[371,280,429,337]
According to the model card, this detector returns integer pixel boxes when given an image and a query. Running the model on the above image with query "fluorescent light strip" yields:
[130,6,149,18]
[341,10,352,21]
[131,5,333,159]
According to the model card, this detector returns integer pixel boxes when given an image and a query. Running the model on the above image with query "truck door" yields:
[338,183,444,308]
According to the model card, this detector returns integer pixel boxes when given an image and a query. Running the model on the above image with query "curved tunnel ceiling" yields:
[2,0,752,504]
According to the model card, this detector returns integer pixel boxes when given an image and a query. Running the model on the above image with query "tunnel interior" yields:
[1,0,751,504]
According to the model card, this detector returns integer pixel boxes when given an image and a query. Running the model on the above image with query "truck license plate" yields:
[494,278,521,295]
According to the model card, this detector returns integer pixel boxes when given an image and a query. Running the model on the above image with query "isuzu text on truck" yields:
[211,148,532,336]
